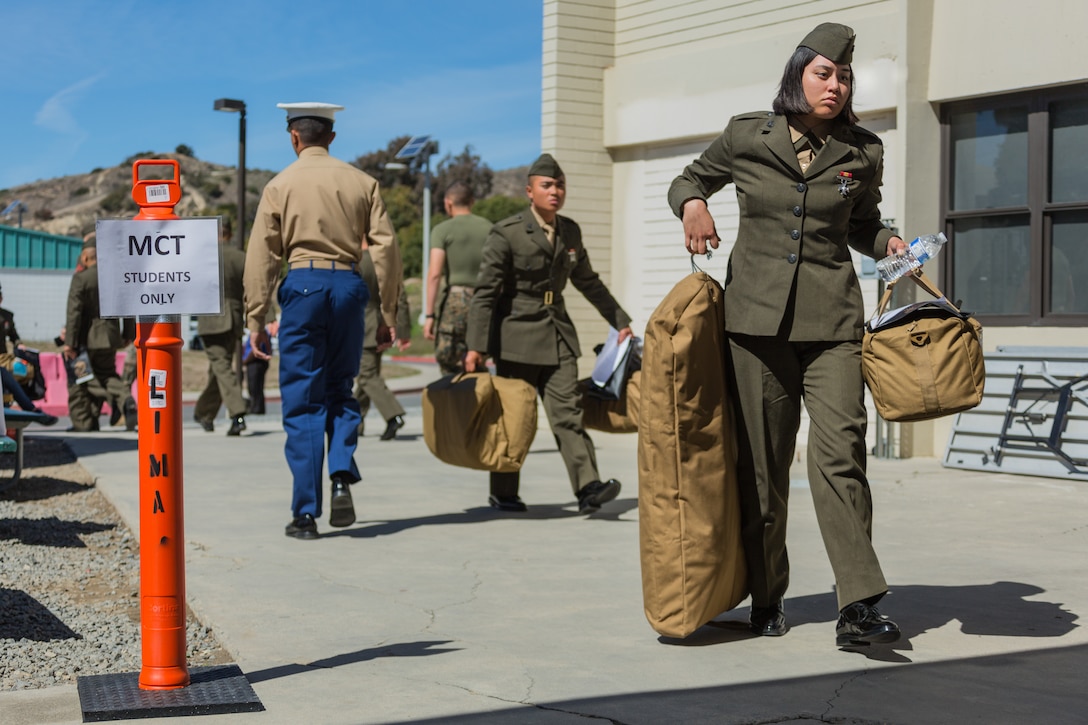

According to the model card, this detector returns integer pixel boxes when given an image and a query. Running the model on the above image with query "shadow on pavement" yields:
[383,643,1088,724]
[325,498,637,539]
[244,640,460,685]
[662,581,1077,664]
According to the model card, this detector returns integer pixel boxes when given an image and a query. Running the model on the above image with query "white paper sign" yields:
[95,218,222,317]
[147,369,168,409]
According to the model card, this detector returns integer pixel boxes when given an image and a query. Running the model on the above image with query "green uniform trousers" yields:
[353,347,405,433]
[194,332,247,421]
[490,338,598,498]
[67,350,130,431]
[728,334,887,611]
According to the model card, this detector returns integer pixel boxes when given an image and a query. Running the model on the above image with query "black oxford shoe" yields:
[285,514,318,540]
[194,414,214,432]
[227,415,246,437]
[577,479,621,514]
[488,494,528,512]
[749,600,787,636]
[328,478,356,528]
[836,602,901,648]
[380,415,404,441]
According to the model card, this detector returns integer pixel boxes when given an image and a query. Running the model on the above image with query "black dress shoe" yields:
[123,396,138,431]
[109,402,123,427]
[328,478,356,528]
[194,414,214,432]
[285,514,319,540]
[32,411,59,426]
[488,494,528,512]
[749,600,787,636]
[380,415,404,441]
[836,602,901,648]
[226,415,246,437]
[576,478,621,514]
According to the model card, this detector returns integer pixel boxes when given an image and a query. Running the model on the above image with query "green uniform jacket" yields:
[466,212,631,366]
[66,266,134,352]
[359,249,409,349]
[668,112,895,341]
[0,306,19,354]
[197,244,247,337]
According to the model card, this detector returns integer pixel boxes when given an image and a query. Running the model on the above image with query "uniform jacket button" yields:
[793,206,802,217]
[787,253,798,264]
[790,230,800,240]
[796,183,807,192]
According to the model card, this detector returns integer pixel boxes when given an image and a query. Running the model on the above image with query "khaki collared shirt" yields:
[789,120,831,173]
[530,206,556,246]
[243,146,403,330]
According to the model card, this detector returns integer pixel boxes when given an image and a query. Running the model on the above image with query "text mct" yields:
[129,234,185,255]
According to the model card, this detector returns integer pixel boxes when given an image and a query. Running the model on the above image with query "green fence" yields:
[0,224,83,270]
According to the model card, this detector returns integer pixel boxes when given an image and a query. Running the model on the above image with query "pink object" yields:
[35,351,134,417]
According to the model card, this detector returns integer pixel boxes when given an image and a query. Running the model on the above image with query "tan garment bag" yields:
[638,271,748,638]
[422,372,537,473]
[863,271,985,422]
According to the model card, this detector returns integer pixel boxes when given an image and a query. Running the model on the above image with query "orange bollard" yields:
[131,159,190,690]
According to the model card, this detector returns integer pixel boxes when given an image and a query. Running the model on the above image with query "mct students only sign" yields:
[95,217,222,318]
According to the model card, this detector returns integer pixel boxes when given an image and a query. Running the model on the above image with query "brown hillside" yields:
[2,157,531,239]
[0,153,277,238]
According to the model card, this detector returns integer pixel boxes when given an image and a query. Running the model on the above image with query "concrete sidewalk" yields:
[4,362,1087,723]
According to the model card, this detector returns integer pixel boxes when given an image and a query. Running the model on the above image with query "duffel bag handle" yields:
[872,269,965,321]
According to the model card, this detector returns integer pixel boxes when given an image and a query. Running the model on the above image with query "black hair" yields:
[445,180,474,208]
[288,117,334,144]
[772,46,858,125]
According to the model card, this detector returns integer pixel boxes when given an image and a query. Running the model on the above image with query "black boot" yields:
[380,415,404,441]
[227,415,246,437]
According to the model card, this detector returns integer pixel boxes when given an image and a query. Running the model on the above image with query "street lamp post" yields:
[213,98,246,250]
[394,135,438,325]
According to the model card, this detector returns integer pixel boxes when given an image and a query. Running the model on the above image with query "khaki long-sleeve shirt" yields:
[243,146,403,331]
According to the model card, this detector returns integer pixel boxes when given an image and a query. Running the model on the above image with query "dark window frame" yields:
[941,83,1088,326]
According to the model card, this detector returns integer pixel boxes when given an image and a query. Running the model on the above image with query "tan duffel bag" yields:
[581,370,641,434]
[637,271,748,638]
[422,372,537,472]
[862,271,985,422]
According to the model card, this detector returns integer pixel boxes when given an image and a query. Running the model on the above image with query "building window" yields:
[943,85,1088,325]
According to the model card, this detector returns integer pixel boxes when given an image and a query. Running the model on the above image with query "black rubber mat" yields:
[77,664,264,721]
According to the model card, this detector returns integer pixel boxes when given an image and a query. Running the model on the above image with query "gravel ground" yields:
[0,435,232,691]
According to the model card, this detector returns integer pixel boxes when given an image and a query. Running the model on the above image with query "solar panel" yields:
[395,135,432,159]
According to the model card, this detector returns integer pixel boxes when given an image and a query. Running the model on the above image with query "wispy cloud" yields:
[34,74,106,137]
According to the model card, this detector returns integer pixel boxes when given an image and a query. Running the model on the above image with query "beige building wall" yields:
[543,0,1088,458]
[542,1,617,366]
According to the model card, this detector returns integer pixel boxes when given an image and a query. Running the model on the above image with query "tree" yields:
[433,145,493,214]
[352,135,419,190]
[175,144,195,157]
[351,138,504,277]
[473,195,529,223]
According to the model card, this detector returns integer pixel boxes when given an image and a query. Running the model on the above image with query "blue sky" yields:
[0,1,542,190]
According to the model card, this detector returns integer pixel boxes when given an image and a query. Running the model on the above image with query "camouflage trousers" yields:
[434,286,473,376]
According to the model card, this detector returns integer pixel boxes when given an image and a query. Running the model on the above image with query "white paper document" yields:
[591,327,630,388]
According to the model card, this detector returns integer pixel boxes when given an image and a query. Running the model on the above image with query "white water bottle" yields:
[875,232,948,283]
